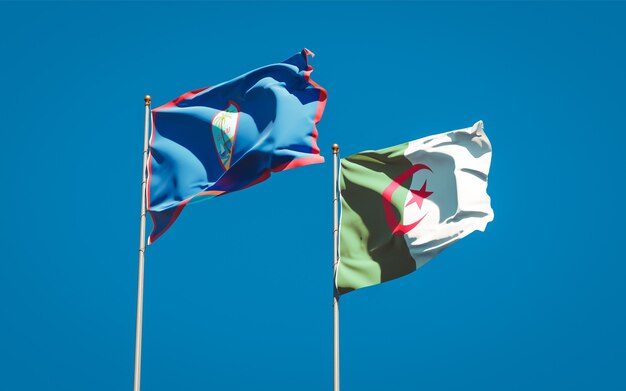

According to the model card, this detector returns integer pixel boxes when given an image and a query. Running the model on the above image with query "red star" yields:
[405,180,433,209]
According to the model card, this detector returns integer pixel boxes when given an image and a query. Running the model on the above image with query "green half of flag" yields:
[336,121,494,295]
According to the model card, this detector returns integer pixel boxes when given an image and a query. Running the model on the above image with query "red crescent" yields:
[382,164,432,236]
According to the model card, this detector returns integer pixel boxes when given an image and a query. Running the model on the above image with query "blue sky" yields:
[1,2,625,390]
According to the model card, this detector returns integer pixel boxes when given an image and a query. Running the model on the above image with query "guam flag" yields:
[147,49,327,244]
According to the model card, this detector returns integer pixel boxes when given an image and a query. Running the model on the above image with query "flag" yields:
[147,49,327,244]
[336,121,493,294]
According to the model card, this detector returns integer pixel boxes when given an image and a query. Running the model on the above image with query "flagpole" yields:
[332,143,340,391]
[133,95,151,391]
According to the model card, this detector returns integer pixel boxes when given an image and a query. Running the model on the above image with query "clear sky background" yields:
[1,2,625,390]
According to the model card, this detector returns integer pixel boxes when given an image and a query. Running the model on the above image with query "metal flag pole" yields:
[133,95,151,391]
[332,143,340,391]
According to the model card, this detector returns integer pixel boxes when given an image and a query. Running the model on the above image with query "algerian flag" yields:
[336,121,493,295]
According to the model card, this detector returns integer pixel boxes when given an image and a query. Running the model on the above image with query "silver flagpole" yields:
[332,143,340,391]
[133,95,151,391]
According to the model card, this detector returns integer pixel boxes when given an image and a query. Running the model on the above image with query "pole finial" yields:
[332,144,339,154]
[144,95,151,105]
